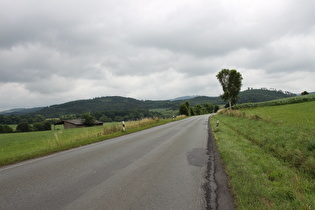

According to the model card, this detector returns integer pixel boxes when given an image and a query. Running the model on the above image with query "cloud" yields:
[258,33,315,73]
[0,0,314,110]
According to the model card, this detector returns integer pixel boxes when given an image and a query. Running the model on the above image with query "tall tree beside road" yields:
[179,101,190,116]
[216,69,243,109]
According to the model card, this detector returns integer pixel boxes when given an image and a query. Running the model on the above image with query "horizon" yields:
[1,87,309,112]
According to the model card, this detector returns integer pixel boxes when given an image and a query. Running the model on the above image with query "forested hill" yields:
[36,96,180,117]
[2,89,296,117]
[238,88,296,103]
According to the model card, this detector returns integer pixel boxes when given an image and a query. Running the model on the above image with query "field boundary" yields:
[233,94,315,109]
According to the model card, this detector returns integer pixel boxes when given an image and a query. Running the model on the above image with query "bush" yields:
[114,116,124,122]
[99,115,113,122]
[0,124,13,133]
[301,91,309,95]
[82,113,96,126]
[33,122,44,131]
[214,105,220,113]
[16,122,32,132]
[43,121,52,130]
[33,121,52,131]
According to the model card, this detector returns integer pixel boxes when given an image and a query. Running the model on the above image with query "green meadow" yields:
[0,117,185,166]
[149,108,176,118]
[211,97,315,209]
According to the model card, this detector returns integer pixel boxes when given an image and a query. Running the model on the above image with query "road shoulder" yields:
[206,118,235,210]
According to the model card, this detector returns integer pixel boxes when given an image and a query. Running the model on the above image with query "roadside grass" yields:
[0,116,185,166]
[211,100,315,209]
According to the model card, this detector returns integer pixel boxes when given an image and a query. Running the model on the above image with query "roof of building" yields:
[54,119,103,126]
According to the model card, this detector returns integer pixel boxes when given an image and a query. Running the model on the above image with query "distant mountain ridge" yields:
[0,107,43,115]
[0,89,297,117]
[170,96,198,101]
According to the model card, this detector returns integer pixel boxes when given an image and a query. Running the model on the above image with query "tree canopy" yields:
[178,101,219,116]
[216,69,243,109]
[301,91,309,95]
[82,113,96,126]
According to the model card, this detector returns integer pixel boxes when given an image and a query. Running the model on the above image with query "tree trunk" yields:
[229,100,232,110]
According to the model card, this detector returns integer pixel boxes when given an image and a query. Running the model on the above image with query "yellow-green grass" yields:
[211,101,315,209]
[0,117,185,166]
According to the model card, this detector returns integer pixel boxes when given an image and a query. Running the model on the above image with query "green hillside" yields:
[0,88,298,118]
[238,88,296,103]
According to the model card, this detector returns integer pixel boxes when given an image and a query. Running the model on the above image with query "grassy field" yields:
[0,117,185,166]
[149,108,176,118]
[211,99,315,209]
[234,93,315,109]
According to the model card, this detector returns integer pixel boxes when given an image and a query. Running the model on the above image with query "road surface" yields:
[0,115,233,210]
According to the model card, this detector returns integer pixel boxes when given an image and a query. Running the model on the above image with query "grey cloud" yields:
[245,34,315,74]
[129,2,275,56]
[130,0,315,66]
[0,0,315,109]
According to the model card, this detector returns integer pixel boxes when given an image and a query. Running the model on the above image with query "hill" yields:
[34,89,297,117]
[238,88,296,103]
[170,96,197,101]
[0,107,43,115]
[0,88,297,117]
[35,96,178,117]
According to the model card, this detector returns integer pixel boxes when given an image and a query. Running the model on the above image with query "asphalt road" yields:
[0,115,232,210]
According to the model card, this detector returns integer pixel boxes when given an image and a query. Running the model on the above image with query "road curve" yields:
[0,115,211,210]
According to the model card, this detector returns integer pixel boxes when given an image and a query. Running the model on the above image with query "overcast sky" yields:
[1,0,314,110]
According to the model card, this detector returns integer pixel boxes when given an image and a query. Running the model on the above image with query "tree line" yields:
[0,121,52,133]
[0,114,53,133]
[179,101,219,116]
[61,109,164,123]
[0,109,164,133]
[0,114,46,125]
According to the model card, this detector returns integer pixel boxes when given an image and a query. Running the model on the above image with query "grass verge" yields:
[0,116,185,167]
[210,101,315,209]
